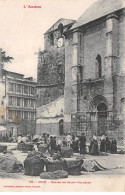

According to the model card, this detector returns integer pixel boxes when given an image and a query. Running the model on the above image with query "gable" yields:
[44,18,76,34]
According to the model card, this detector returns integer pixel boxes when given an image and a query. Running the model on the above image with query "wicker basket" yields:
[46,161,63,172]
[68,163,82,175]
[65,159,83,175]
[24,156,45,176]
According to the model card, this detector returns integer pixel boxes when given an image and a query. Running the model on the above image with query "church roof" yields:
[45,18,76,34]
[71,0,125,30]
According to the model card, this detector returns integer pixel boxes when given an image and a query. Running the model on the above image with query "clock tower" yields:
[37,18,75,107]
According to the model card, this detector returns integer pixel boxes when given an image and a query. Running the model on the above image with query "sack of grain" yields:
[46,159,63,172]
[64,159,83,175]
[0,154,23,173]
[40,170,68,179]
[24,155,46,176]
[61,146,73,158]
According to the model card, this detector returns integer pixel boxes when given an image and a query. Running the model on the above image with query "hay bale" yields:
[40,170,68,179]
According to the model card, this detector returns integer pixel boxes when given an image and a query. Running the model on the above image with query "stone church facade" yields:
[37,18,75,107]
[37,0,125,141]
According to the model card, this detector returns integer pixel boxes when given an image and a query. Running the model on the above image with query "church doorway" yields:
[59,119,64,135]
[97,103,107,136]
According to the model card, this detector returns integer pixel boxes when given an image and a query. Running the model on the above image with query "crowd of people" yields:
[1,130,117,156]
[35,133,117,156]
[89,135,117,155]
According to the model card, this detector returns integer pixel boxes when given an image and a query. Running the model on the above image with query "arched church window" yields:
[59,119,64,135]
[121,98,125,103]
[58,23,63,37]
[95,54,102,78]
[79,34,82,50]
[50,33,54,45]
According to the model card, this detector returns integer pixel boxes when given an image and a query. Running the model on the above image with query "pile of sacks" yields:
[17,142,34,152]
[0,154,23,173]
[24,151,47,176]
[23,146,107,179]
[23,148,83,179]
[61,146,73,158]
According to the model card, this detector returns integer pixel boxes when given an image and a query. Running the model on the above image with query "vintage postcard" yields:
[0,0,125,192]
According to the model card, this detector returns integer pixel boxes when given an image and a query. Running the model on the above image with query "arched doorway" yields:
[97,103,107,136]
[59,119,64,135]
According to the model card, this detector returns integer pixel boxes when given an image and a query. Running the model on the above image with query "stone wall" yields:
[37,44,65,107]
[82,21,106,80]
[65,13,125,141]
[36,117,63,136]
[37,19,75,108]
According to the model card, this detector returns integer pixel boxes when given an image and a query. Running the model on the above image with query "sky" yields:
[0,0,97,79]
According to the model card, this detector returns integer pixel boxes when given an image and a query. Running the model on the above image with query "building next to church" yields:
[0,51,36,137]
[37,0,125,142]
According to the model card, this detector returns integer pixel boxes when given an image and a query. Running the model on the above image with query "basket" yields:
[0,145,7,153]
[46,161,63,172]
[61,147,73,158]
[65,159,83,175]
[24,156,45,176]
[68,163,82,175]
[17,142,34,151]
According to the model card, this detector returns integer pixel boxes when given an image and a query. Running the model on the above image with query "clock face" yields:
[57,37,63,48]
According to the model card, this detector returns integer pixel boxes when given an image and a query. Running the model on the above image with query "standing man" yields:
[65,133,72,147]
[79,133,86,155]
[100,134,106,152]
[50,136,57,156]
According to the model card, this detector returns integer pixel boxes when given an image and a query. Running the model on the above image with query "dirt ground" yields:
[0,142,124,191]
[0,142,124,178]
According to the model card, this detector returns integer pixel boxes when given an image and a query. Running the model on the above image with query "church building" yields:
[36,0,125,142]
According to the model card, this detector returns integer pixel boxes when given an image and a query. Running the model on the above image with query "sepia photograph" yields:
[0,0,125,192]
